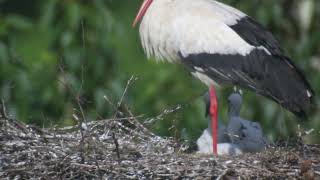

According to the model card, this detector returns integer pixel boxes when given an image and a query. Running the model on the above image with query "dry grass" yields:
[1,114,319,179]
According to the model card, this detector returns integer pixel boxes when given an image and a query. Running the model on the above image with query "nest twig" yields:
[1,113,320,179]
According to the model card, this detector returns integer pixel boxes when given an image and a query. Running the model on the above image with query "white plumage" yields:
[139,0,258,61]
[134,0,314,118]
[197,129,243,155]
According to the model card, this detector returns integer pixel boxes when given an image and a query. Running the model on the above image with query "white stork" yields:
[133,0,314,155]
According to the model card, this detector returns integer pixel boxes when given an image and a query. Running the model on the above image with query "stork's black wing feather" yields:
[228,16,314,115]
[181,48,314,118]
[229,16,283,55]
[230,16,314,99]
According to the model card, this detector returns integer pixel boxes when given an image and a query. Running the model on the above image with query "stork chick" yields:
[197,92,266,155]
[227,93,267,153]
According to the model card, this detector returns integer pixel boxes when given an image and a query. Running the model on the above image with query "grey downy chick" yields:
[227,93,267,153]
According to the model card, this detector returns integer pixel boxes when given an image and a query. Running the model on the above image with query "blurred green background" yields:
[0,0,319,143]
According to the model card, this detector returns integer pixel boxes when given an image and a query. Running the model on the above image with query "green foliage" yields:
[0,0,319,142]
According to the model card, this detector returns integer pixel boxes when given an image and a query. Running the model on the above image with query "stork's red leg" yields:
[209,86,218,155]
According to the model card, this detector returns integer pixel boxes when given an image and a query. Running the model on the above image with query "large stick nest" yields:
[1,113,319,179]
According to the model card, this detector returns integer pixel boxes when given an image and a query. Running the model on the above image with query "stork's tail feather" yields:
[271,56,315,119]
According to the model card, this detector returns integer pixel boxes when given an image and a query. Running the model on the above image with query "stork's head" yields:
[133,0,153,27]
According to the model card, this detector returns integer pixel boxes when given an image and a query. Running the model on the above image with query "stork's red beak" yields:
[133,0,153,27]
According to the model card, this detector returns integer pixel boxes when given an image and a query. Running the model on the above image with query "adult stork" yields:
[132,0,314,155]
